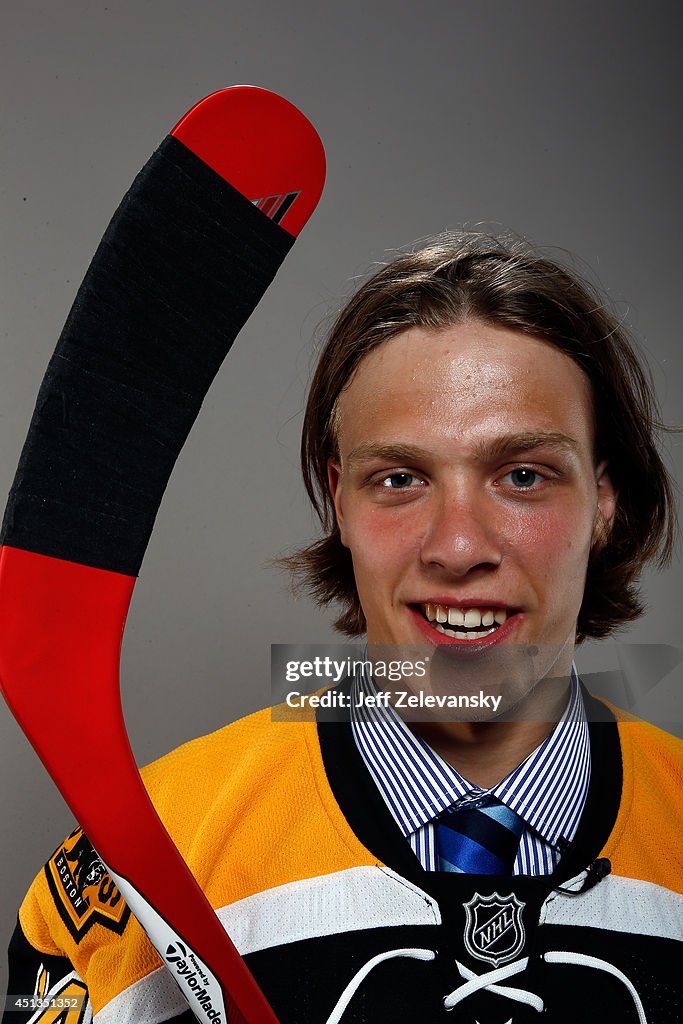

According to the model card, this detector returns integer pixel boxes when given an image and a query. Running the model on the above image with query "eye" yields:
[502,467,543,489]
[379,472,424,489]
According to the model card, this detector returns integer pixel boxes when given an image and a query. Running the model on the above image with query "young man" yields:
[5,235,682,1023]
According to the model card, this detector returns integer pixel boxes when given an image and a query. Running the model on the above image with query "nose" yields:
[419,490,503,577]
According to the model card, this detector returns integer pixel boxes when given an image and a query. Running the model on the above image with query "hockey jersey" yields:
[4,688,683,1024]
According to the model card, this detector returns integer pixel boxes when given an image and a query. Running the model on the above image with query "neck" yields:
[409,671,573,789]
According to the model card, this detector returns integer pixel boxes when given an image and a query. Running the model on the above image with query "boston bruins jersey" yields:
[4,688,683,1024]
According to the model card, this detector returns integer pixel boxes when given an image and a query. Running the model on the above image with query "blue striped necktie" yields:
[436,794,525,874]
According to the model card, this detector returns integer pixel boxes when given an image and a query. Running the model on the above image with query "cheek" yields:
[345,507,418,583]
[509,504,594,595]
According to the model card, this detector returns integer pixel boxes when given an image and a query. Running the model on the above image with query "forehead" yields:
[335,321,595,455]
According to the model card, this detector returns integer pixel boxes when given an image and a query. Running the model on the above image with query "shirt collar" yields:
[350,663,590,849]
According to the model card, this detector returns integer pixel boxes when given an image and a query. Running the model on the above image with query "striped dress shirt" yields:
[349,665,590,875]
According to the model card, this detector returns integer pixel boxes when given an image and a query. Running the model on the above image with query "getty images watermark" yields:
[270,643,683,726]
[280,653,503,713]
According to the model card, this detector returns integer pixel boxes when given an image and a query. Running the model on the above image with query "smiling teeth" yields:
[422,604,509,639]
[423,604,508,629]
[434,623,494,640]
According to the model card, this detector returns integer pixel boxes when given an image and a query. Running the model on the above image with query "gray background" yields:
[1,0,681,977]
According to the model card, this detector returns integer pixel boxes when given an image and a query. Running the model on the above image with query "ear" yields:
[592,461,618,550]
[327,457,348,547]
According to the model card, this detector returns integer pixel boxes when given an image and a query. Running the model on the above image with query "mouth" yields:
[408,602,521,646]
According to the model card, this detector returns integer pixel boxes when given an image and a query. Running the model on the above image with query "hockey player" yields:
[3,224,682,1020]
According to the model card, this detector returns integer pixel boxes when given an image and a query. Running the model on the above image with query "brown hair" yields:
[283,232,677,642]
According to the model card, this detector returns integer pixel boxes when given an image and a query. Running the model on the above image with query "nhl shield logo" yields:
[463,892,526,967]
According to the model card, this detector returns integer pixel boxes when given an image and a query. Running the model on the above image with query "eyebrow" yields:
[345,432,580,466]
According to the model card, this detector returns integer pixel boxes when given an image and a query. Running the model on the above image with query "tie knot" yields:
[436,795,524,874]
[441,792,501,817]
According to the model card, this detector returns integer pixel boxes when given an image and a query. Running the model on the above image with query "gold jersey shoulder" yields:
[45,826,129,943]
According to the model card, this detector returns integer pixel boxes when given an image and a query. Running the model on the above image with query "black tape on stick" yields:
[1,136,294,575]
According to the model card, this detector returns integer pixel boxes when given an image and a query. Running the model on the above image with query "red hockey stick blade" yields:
[0,86,325,1024]
[172,86,325,237]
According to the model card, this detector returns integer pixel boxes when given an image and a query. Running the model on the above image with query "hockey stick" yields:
[0,86,325,1024]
